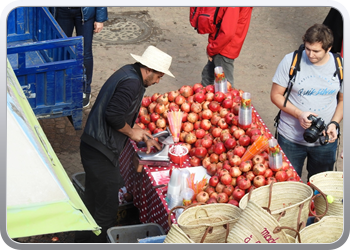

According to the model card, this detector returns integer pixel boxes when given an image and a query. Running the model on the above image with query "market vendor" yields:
[271,24,343,181]
[75,45,175,243]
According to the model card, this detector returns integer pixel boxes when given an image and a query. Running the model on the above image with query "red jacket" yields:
[207,7,253,59]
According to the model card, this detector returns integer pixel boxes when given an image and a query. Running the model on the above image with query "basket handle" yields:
[199,222,230,243]
[273,225,302,243]
[248,181,274,213]
[308,182,329,221]
[194,207,210,219]
[273,203,305,243]
[167,202,207,227]
[273,204,305,243]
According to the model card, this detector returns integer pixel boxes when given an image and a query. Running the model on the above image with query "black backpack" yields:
[273,44,343,138]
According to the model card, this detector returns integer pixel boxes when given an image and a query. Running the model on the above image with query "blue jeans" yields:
[277,133,337,180]
[55,7,94,94]
[201,54,234,87]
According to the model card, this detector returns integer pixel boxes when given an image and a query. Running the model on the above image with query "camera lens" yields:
[303,128,318,143]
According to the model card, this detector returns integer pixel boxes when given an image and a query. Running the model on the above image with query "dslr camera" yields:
[303,114,329,145]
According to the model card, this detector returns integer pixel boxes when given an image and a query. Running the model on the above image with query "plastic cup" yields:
[179,169,191,191]
[268,138,283,171]
[180,188,195,206]
[168,194,182,209]
[168,168,181,187]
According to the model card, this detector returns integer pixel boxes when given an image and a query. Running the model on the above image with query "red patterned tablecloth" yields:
[118,106,297,233]
[119,139,192,233]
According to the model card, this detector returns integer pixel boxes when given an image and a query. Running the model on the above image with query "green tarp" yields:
[6,59,101,238]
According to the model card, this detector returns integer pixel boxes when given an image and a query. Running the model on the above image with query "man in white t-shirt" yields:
[270,23,343,180]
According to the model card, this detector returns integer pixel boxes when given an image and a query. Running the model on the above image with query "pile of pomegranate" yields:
[136,83,301,206]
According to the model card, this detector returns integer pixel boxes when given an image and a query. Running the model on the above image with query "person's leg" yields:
[306,139,338,180]
[55,7,76,37]
[75,18,94,96]
[212,54,234,87]
[75,142,121,243]
[277,133,307,178]
[201,60,215,87]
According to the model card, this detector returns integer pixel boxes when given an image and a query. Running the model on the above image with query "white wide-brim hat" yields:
[130,45,175,78]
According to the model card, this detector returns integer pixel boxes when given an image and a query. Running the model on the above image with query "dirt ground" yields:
[12,6,343,244]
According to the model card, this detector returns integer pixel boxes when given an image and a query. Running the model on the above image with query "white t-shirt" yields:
[272,50,343,146]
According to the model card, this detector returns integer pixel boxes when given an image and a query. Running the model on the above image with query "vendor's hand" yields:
[94,22,104,33]
[208,55,213,62]
[298,112,317,129]
[129,127,154,143]
[145,139,162,153]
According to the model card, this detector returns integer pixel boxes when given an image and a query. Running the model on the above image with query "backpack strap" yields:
[213,7,220,25]
[283,44,304,107]
[333,53,343,87]
[274,44,304,138]
[213,7,221,40]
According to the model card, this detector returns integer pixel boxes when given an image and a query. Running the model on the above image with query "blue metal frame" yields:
[7,7,84,130]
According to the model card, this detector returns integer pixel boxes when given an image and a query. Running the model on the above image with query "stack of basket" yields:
[295,171,344,244]
[164,171,344,244]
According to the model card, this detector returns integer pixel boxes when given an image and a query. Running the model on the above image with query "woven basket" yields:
[169,203,242,243]
[309,171,343,217]
[296,216,343,243]
[227,200,296,243]
[239,181,313,238]
[163,224,195,243]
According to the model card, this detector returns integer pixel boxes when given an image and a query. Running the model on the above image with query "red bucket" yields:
[169,145,188,166]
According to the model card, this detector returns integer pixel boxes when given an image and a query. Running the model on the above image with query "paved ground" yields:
[17,6,343,243]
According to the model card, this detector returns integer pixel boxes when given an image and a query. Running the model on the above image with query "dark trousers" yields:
[75,141,121,243]
[55,7,94,94]
[201,54,235,87]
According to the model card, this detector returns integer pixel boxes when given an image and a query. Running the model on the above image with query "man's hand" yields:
[119,123,161,153]
[94,22,104,33]
[298,112,317,129]
[326,123,339,143]
[145,139,162,153]
[129,127,153,143]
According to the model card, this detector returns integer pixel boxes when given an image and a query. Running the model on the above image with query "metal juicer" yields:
[133,127,174,170]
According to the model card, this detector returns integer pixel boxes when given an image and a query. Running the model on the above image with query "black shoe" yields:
[83,93,91,108]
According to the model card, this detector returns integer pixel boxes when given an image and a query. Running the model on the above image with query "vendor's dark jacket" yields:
[81,64,145,166]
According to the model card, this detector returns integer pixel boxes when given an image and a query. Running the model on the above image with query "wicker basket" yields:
[296,216,343,243]
[227,200,296,243]
[309,171,343,217]
[163,224,195,243]
[239,181,313,237]
[170,203,242,243]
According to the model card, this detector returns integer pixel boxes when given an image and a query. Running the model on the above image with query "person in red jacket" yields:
[201,7,253,87]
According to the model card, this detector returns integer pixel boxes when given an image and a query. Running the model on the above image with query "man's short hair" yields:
[302,23,334,51]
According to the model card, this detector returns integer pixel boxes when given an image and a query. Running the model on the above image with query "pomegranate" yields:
[232,188,245,202]
[179,85,194,98]
[253,175,266,188]
[196,191,210,203]
[217,192,229,203]
[220,174,232,185]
